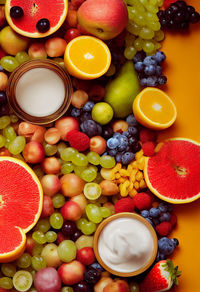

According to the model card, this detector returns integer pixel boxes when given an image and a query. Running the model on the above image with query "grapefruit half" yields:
[0,157,43,263]
[5,0,68,38]
[144,138,200,204]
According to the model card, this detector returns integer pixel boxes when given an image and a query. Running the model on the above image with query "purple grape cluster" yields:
[133,51,167,87]
[158,0,200,30]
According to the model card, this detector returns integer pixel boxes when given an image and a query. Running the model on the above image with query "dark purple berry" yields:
[74,281,91,292]
[71,230,83,241]
[102,126,113,139]
[190,11,200,23]
[10,6,24,19]
[61,221,77,237]
[36,18,50,33]
[84,268,101,284]
[0,91,7,105]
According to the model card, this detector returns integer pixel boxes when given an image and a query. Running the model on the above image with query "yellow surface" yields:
[158,1,200,291]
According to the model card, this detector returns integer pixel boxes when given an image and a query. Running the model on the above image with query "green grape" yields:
[146,4,158,13]
[3,126,16,141]
[100,207,112,218]
[143,40,155,53]
[61,147,78,161]
[32,231,47,244]
[139,27,154,39]
[75,235,94,250]
[125,32,136,46]
[33,244,44,256]
[100,155,115,169]
[126,21,141,35]
[105,64,116,76]
[145,11,157,22]
[13,271,32,291]
[45,231,57,243]
[31,255,46,271]
[134,37,144,51]
[86,204,103,224]
[50,212,63,229]
[43,142,57,156]
[10,114,19,123]
[81,221,96,235]
[127,6,138,21]
[15,51,30,64]
[134,14,146,26]
[74,165,87,177]
[33,165,44,179]
[154,41,161,50]
[93,172,103,184]
[87,151,100,165]
[76,218,88,230]
[149,0,157,5]
[135,2,145,12]
[1,263,16,277]
[8,136,26,155]
[4,139,11,148]
[0,277,13,289]
[147,20,161,31]
[0,135,6,147]
[61,287,74,292]
[57,240,76,262]
[52,193,65,208]
[84,182,102,200]
[81,166,97,182]
[17,253,32,268]
[157,0,163,6]
[154,30,165,41]
[57,142,67,156]
[1,56,19,72]
[0,116,11,129]
[72,153,88,167]
[124,46,137,60]
[61,162,74,174]
[36,219,51,233]
[126,0,138,5]
[130,282,140,292]
[139,0,148,5]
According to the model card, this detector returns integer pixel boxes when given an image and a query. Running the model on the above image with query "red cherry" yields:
[64,28,81,43]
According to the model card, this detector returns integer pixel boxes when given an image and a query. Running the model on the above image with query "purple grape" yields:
[61,221,77,237]
[74,281,91,292]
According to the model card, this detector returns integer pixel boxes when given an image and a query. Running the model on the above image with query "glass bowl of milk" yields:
[94,212,158,277]
[6,59,72,125]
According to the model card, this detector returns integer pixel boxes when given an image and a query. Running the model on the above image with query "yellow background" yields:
[158,1,200,291]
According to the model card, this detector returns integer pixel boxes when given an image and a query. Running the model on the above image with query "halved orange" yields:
[64,36,111,80]
[133,87,177,130]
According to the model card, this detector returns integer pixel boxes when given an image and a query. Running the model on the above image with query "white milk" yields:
[16,68,65,117]
[98,217,155,273]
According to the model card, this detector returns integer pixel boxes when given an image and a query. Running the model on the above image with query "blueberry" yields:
[144,64,156,75]
[121,152,135,165]
[90,262,104,272]
[146,218,153,226]
[152,218,160,226]
[115,153,122,163]
[149,207,161,218]
[84,268,101,285]
[117,135,129,151]
[83,101,95,112]
[126,114,138,126]
[128,126,138,136]
[156,251,166,262]
[143,56,157,66]
[153,51,166,63]
[146,76,158,87]
[107,137,120,149]
[71,108,81,117]
[96,124,102,135]
[159,212,171,222]
[80,120,99,137]
[102,152,108,156]
[123,131,131,137]
[102,126,113,139]
[113,132,122,139]
[171,238,179,247]
[80,112,92,123]
[140,78,148,87]
[128,136,137,146]
[132,141,141,153]
[168,204,173,212]
[141,210,149,218]
[158,202,168,213]
[135,61,144,72]
[133,51,146,63]
[108,149,118,156]
[158,237,175,255]
[155,65,162,76]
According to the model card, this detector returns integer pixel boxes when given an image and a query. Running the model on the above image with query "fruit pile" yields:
[0,0,200,290]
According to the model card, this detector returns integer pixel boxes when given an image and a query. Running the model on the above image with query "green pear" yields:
[104,61,140,118]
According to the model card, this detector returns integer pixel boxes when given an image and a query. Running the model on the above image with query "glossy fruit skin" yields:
[58,260,85,285]
[34,267,62,292]
[23,141,45,163]
[61,201,83,221]
[60,174,85,197]
[55,117,79,141]
[77,247,95,265]
[64,28,81,43]
[41,175,61,197]
[90,136,106,155]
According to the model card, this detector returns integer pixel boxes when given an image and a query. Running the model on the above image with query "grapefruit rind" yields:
[133,87,177,130]
[0,157,43,262]
[5,0,68,38]
[144,138,200,204]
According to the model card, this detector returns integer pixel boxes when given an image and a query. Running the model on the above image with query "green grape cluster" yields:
[0,52,30,72]
[124,0,165,58]
[76,218,97,235]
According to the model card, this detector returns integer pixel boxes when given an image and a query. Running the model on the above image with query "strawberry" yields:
[140,260,181,292]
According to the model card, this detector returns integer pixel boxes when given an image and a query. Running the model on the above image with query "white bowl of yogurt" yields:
[94,212,158,277]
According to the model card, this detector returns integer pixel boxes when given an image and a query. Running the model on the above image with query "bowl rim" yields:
[6,59,73,125]
[93,212,158,277]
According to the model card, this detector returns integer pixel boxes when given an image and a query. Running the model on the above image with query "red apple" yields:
[77,247,95,265]
[77,0,128,40]
[94,277,113,292]
[41,195,54,218]
[55,117,79,141]
[61,201,83,221]
[90,136,106,155]
[58,260,85,285]
[23,141,45,163]
[103,279,130,292]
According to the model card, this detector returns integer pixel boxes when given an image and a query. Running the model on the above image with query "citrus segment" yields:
[5,0,68,38]
[64,36,111,79]
[144,138,200,204]
[0,157,43,262]
[133,87,177,130]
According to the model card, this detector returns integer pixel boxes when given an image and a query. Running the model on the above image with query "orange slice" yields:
[64,36,111,80]
[133,87,177,130]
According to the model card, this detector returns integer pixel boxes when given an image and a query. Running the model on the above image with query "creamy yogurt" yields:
[98,217,155,273]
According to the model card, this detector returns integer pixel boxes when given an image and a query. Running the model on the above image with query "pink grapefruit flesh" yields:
[144,138,200,204]
[0,157,43,262]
